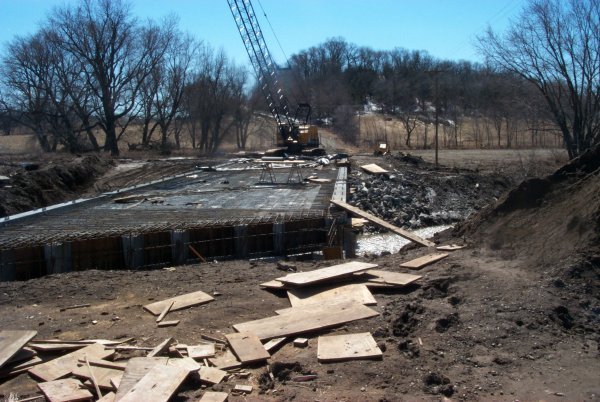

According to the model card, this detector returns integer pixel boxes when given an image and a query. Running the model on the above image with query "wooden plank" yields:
[38,378,94,402]
[400,253,449,269]
[317,332,382,362]
[199,366,227,385]
[29,343,113,382]
[97,391,116,402]
[225,332,270,364]
[360,163,389,175]
[286,283,376,308]
[277,261,377,287]
[0,330,37,368]
[0,356,42,378]
[72,364,123,390]
[262,337,286,353]
[5,347,37,365]
[259,280,286,289]
[143,290,214,315]
[233,301,379,340]
[118,364,189,402]
[363,270,422,286]
[110,375,121,390]
[208,350,241,370]
[157,320,180,327]
[156,301,174,323]
[114,357,168,401]
[187,344,215,360]
[147,338,173,358]
[436,244,465,251]
[200,391,228,402]
[233,384,253,394]
[76,358,126,371]
[166,357,201,373]
[29,343,87,352]
[330,199,435,247]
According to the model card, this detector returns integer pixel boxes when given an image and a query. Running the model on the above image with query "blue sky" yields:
[0,0,526,67]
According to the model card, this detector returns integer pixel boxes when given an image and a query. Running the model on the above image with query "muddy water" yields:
[356,225,452,256]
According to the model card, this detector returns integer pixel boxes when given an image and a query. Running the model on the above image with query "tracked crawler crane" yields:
[227,0,323,155]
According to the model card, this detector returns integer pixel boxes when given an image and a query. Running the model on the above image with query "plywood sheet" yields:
[277,261,377,287]
[317,332,382,362]
[363,270,422,286]
[118,364,189,402]
[286,283,376,308]
[72,364,123,389]
[187,344,215,360]
[360,164,389,175]
[400,253,448,269]
[200,391,228,402]
[199,366,227,385]
[330,199,435,247]
[225,332,270,364]
[29,343,113,382]
[0,330,37,368]
[114,357,168,401]
[143,290,214,315]
[233,302,379,340]
[37,378,93,402]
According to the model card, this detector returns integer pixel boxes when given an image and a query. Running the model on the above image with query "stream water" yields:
[356,225,452,256]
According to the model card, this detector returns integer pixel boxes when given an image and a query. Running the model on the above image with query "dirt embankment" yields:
[0,155,113,217]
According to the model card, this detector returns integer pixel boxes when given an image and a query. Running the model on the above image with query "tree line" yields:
[1,0,597,159]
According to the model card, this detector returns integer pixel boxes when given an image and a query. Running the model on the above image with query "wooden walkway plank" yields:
[0,330,37,368]
[286,283,376,308]
[233,301,379,340]
[37,378,93,402]
[400,253,449,269]
[277,261,377,287]
[143,290,214,316]
[118,364,189,402]
[330,199,435,247]
[29,343,113,382]
[317,332,382,362]
[225,332,270,364]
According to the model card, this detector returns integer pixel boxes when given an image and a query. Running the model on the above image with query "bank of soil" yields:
[0,148,598,401]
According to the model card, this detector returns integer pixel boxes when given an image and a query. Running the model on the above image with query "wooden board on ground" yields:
[0,330,37,368]
[360,163,389,175]
[118,364,189,402]
[208,350,241,370]
[143,290,214,315]
[263,337,286,353]
[317,332,382,362]
[77,358,126,371]
[97,391,116,402]
[330,199,435,247]
[200,391,228,402]
[167,357,201,373]
[259,280,286,289]
[225,332,270,364]
[147,338,173,358]
[437,244,465,251]
[277,261,377,287]
[233,301,379,340]
[72,364,123,390]
[37,378,93,402]
[113,357,168,401]
[29,343,87,352]
[199,366,227,385]
[286,283,376,308]
[157,320,179,327]
[29,343,113,382]
[0,356,42,378]
[5,347,36,366]
[362,270,422,287]
[187,344,215,360]
[400,253,449,269]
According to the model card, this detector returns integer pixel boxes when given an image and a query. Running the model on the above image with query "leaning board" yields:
[286,283,376,308]
[143,290,214,315]
[277,261,377,287]
[233,301,379,340]
[400,253,448,269]
[0,330,37,368]
[317,332,382,362]
[225,332,270,364]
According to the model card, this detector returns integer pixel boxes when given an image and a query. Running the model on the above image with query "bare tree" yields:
[479,0,600,158]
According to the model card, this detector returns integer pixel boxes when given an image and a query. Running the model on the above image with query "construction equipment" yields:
[227,0,323,155]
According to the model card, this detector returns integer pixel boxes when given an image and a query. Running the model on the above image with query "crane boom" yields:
[227,0,293,129]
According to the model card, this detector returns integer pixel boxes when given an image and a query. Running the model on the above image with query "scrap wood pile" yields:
[0,249,460,402]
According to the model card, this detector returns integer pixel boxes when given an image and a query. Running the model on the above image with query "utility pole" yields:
[426,70,445,168]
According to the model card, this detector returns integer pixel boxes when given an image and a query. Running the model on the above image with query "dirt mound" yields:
[0,154,113,217]
[454,145,600,267]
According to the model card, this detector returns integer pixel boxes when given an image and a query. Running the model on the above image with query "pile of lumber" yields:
[0,251,458,401]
